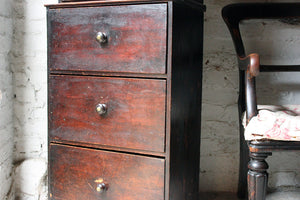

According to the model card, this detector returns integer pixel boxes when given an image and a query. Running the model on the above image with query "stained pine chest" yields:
[46,1,204,199]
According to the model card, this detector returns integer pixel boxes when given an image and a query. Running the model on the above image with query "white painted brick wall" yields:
[12,0,49,162]
[0,0,14,199]
[201,0,300,192]
[10,0,56,199]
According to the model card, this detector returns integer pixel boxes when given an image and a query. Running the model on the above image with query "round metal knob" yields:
[96,104,107,116]
[96,183,107,193]
[96,32,108,44]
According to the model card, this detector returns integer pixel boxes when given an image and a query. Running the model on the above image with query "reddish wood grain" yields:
[47,2,204,200]
[49,75,166,152]
[48,4,167,74]
[49,144,165,200]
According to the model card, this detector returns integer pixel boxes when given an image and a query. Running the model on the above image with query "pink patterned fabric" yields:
[244,105,300,141]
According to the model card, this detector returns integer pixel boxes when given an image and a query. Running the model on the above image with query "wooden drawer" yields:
[59,0,112,1]
[49,75,166,153]
[48,4,167,74]
[49,144,165,200]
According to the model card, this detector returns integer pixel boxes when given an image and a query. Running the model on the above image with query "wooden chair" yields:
[222,3,300,200]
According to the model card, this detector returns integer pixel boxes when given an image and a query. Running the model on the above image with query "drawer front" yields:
[49,75,166,153]
[48,4,167,74]
[50,144,165,200]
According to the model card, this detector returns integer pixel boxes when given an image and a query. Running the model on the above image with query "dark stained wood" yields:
[243,54,259,123]
[237,108,249,199]
[247,152,271,200]
[47,1,204,200]
[50,70,168,79]
[49,75,166,153]
[164,2,173,199]
[49,144,165,200]
[54,0,206,12]
[169,2,203,199]
[52,0,170,8]
[60,0,101,1]
[260,65,300,72]
[48,4,167,74]
[222,3,300,200]
[51,140,166,157]
[249,141,300,152]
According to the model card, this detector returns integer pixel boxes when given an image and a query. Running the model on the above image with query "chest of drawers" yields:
[46,1,204,199]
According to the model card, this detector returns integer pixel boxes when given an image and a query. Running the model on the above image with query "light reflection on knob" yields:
[96,32,108,44]
[96,183,107,193]
[96,104,107,116]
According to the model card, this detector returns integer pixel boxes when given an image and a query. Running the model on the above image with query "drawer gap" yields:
[50,70,168,80]
[50,141,166,159]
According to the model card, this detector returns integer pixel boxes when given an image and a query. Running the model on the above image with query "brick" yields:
[0,1,13,199]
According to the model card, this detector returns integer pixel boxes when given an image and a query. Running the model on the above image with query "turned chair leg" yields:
[247,152,272,200]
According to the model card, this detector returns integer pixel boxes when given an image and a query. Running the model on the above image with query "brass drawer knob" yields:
[96,182,108,193]
[94,178,108,193]
[96,32,108,44]
[96,104,107,116]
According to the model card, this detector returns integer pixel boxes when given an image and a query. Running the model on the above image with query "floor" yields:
[200,189,300,200]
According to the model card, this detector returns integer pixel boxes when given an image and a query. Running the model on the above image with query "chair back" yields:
[223,3,300,121]
[222,3,300,59]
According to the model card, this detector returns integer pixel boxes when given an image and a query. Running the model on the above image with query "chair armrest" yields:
[238,53,260,124]
[239,53,260,77]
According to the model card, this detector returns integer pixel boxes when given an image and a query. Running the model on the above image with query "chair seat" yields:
[244,105,300,141]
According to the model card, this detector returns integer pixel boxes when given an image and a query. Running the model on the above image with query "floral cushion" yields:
[244,105,300,141]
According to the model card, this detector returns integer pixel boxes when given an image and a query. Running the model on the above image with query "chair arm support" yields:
[238,53,260,77]
[239,54,260,124]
